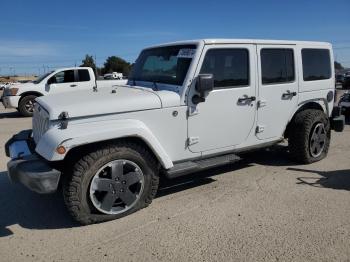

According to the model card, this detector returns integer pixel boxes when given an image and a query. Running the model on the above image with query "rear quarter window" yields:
[302,49,331,81]
[78,69,91,82]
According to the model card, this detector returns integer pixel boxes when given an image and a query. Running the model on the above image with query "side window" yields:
[302,49,331,81]
[78,69,91,82]
[50,70,75,84]
[261,49,295,84]
[199,49,249,89]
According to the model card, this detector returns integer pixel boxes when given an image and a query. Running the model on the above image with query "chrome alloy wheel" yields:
[89,160,144,215]
[25,99,35,113]
[309,123,327,158]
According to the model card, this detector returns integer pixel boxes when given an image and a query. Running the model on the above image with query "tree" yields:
[80,55,96,71]
[102,56,131,76]
[335,61,344,70]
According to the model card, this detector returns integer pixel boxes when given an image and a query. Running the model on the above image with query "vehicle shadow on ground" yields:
[0,171,78,237]
[0,145,298,234]
[288,168,350,191]
[240,144,300,167]
[0,145,310,235]
[0,161,253,236]
[0,111,22,119]
[157,161,252,198]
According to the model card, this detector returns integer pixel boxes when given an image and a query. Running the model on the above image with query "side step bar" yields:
[164,153,241,179]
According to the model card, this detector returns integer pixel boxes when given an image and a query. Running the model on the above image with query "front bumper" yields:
[1,95,20,108]
[5,130,61,194]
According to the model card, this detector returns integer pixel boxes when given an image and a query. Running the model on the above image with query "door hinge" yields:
[187,137,199,146]
[256,125,265,133]
[257,100,267,108]
[187,106,199,117]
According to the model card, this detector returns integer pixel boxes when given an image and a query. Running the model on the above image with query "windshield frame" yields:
[129,44,197,87]
[34,71,54,84]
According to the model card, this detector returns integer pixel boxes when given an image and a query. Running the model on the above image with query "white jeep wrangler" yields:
[5,39,345,224]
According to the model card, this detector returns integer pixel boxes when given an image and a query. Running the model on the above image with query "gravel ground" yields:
[0,95,349,262]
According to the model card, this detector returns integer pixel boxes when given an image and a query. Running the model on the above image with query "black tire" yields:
[288,109,330,164]
[63,141,159,225]
[18,95,37,117]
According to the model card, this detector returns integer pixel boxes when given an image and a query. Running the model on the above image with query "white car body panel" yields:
[35,106,196,168]
[35,119,174,169]
[2,95,21,108]
[37,86,163,120]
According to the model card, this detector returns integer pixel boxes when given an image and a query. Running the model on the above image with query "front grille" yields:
[32,103,50,143]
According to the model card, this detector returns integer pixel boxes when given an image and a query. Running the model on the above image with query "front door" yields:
[46,69,78,94]
[188,45,257,153]
[256,45,298,140]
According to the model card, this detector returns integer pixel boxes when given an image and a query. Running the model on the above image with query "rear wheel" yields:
[18,95,37,117]
[288,109,330,164]
[63,142,159,225]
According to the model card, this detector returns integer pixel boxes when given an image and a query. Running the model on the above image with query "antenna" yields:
[94,54,98,92]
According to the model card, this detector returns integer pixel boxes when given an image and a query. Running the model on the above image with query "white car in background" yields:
[1,67,127,116]
[103,72,124,80]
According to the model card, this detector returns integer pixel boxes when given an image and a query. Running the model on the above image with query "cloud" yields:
[0,40,57,57]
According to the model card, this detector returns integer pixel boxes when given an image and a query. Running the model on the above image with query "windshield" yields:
[34,71,54,84]
[129,45,196,86]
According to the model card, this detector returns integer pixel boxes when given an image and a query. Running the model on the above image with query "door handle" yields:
[282,90,297,99]
[238,96,256,103]
[70,84,77,87]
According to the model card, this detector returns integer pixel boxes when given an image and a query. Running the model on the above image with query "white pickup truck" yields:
[5,39,345,225]
[1,67,127,116]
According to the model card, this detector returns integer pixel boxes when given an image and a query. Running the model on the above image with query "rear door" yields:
[75,69,93,90]
[256,46,298,139]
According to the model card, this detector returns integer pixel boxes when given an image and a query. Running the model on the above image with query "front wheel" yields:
[63,142,159,225]
[288,109,330,164]
[18,95,37,117]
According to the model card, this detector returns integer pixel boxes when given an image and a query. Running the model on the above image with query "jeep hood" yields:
[36,85,180,120]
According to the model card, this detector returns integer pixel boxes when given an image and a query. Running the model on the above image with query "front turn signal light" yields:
[56,146,66,155]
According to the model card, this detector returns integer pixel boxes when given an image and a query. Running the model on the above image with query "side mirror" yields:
[192,74,214,104]
[196,74,214,95]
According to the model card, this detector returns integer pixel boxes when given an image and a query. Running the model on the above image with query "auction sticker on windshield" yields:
[177,49,196,58]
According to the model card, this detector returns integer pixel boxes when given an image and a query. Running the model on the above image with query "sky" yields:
[0,0,349,76]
